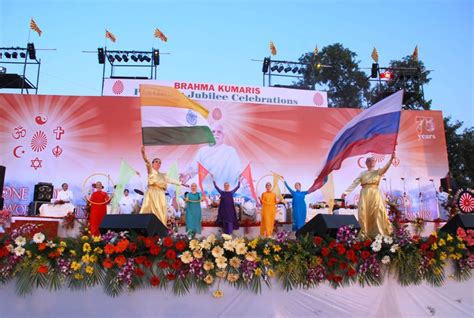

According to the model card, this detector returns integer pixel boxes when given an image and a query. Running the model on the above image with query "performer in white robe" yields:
[118,189,135,214]
[56,183,74,203]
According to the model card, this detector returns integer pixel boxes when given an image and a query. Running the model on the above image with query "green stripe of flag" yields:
[142,126,215,146]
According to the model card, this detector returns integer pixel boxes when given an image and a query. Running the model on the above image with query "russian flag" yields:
[308,90,403,192]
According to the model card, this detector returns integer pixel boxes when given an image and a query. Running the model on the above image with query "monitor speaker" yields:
[99,214,168,237]
[296,214,361,238]
[34,182,54,202]
[440,214,474,235]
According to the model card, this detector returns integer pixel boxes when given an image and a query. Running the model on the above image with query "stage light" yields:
[262,57,270,73]
[153,49,160,65]
[0,66,6,74]
[122,54,129,62]
[131,55,138,62]
[12,52,18,59]
[371,63,378,78]
[284,65,292,73]
[380,70,393,80]
[270,65,278,72]
[292,66,299,73]
[114,54,122,62]
[5,52,11,58]
[20,52,26,58]
[298,67,305,74]
[137,54,144,62]
[277,65,284,73]
[97,48,105,64]
[315,63,321,70]
[107,55,115,63]
[143,55,151,62]
[0,53,2,59]
[27,43,36,59]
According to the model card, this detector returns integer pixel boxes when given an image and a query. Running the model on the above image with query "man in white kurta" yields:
[56,183,74,203]
[119,189,135,214]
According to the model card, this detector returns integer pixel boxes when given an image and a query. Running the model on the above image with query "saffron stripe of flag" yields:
[154,28,168,42]
[105,30,116,43]
[30,18,42,36]
[269,41,277,56]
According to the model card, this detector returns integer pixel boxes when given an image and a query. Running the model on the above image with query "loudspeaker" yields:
[99,214,168,237]
[28,201,45,216]
[34,182,54,202]
[0,165,5,210]
[296,214,361,238]
[440,214,474,235]
[97,47,105,64]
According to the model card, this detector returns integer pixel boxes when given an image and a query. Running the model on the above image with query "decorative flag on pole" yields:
[412,45,418,61]
[197,162,210,199]
[308,90,404,192]
[269,41,277,56]
[140,85,215,145]
[105,30,116,43]
[111,160,138,211]
[320,173,335,213]
[371,47,379,63]
[167,161,181,211]
[154,28,168,42]
[240,164,258,201]
[272,172,284,201]
[311,45,319,65]
[30,19,42,36]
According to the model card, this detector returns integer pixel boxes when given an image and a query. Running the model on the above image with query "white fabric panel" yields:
[141,106,208,128]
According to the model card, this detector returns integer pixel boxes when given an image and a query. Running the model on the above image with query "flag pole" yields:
[22,20,32,94]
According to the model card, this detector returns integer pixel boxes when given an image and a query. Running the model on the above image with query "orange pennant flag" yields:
[154,28,168,42]
[371,47,379,63]
[269,41,277,56]
[241,164,258,201]
[105,30,116,43]
[30,18,42,36]
[412,45,418,61]
[197,162,210,199]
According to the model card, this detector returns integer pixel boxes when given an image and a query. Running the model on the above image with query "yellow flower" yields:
[180,251,194,264]
[245,251,257,262]
[223,240,235,252]
[229,257,241,269]
[222,233,232,241]
[267,269,275,278]
[212,289,224,298]
[211,246,224,258]
[81,236,89,242]
[70,250,77,256]
[74,273,84,280]
[235,243,247,255]
[215,256,228,269]
[60,241,67,247]
[431,231,438,238]
[204,261,214,271]
[26,251,32,258]
[438,239,446,246]
[448,247,454,252]
[81,254,90,264]
[200,240,211,250]
[227,273,239,283]
[274,255,281,262]
[94,247,103,254]
[457,243,466,249]
[58,247,65,253]
[204,274,214,284]
[254,268,262,276]
[273,245,281,252]
[71,261,81,271]
[85,266,94,275]
[189,239,200,251]
[193,249,203,259]
[446,234,453,242]
[92,235,101,243]
[89,255,98,263]
[440,252,447,261]
[313,256,323,266]
[431,243,438,251]
[216,270,227,278]
[83,243,92,253]
[263,258,271,266]
[428,259,436,266]
[248,238,258,249]
[263,247,270,255]
[433,268,442,276]
[207,234,217,245]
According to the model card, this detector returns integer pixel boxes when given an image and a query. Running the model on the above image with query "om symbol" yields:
[12,126,27,139]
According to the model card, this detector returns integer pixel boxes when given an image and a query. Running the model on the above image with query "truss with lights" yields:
[0,43,40,94]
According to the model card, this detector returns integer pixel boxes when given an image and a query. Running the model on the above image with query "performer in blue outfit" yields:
[212,174,242,235]
[184,183,204,234]
[283,178,309,231]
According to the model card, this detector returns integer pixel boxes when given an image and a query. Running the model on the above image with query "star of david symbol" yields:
[30,157,43,170]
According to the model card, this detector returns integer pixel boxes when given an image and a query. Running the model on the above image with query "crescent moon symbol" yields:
[357,157,365,168]
[13,146,25,158]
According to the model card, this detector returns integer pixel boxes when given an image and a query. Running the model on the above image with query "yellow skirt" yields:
[260,204,276,237]
[140,187,167,225]
[358,186,392,239]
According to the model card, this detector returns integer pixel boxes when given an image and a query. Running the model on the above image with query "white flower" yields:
[200,240,211,250]
[193,249,203,259]
[381,255,391,264]
[211,246,224,258]
[374,234,383,243]
[14,246,25,256]
[14,236,26,247]
[215,256,228,269]
[32,232,45,244]
[371,241,382,252]
[383,236,393,245]
[206,234,217,245]
[390,244,399,253]
[235,243,248,255]
[46,240,56,248]
[6,244,14,253]
[180,251,194,264]
[223,240,235,252]
[222,233,232,241]
[189,239,200,251]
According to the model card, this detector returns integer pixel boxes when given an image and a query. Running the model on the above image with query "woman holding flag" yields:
[282,178,310,231]
[211,173,242,235]
[342,152,396,239]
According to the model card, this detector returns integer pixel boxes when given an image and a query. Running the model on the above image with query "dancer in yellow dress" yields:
[342,152,396,239]
[139,147,181,225]
[260,182,278,237]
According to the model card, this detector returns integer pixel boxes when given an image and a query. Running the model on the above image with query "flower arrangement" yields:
[62,212,76,230]
[0,223,472,298]
[0,210,11,226]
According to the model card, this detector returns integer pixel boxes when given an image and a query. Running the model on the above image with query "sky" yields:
[0,0,473,128]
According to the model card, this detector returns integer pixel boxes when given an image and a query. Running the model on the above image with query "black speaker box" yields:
[0,165,5,210]
[296,214,361,238]
[99,214,168,237]
[34,182,54,202]
[28,201,45,216]
[440,214,474,235]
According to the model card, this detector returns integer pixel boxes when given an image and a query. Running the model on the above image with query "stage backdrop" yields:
[0,91,448,220]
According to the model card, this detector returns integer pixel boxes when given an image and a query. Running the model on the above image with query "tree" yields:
[443,117,473,188]
[369,56,432,110]
[296,43,369,108]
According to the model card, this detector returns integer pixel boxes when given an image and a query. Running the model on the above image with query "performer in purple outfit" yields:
[211,173,242,235]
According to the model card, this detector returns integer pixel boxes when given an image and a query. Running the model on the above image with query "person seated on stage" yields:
[56,183,74,204]
[184,184,204,235]
[119,189,135,214]
[89,181,111,236]
[259,182,278,237]
[212,174,242,235]
[282,177,310,231]
[437,186,450,220]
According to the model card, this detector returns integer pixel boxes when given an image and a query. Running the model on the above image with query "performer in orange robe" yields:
[89,181,111,236]
[260,182,278,237]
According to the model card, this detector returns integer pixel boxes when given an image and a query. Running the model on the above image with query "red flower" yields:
[328,240,337,248]
[333,275,343,283]
[135,256,146,264]
[143,237,154,248]
[128,242,137,253]
[150,244,161,256]
[0,246,9,258]
[361,251,371,260]
[166,273,176,280]
[321,247,330,257]
[346,250,356,263]
[427,251,435,259]
[171,260,182,270]
[115,239,129,253]
[412,235,421,242]
[134,268,145,277]
[363,240,372,247]
[103,258,114,269]
[143,259,152,268]
[38,243,47,251]
[339,262,348,270]
[114,255,126,267]
[166,249,177,260]
[420,243,429,251]
[159,261,170,269]
[352,242,362,251]
[104,244,115,255]
[150,276,160,286]
[175,240,187,252]
[336,244,346,255]
[313,236,323,246]
[327,257,338,267]
[48,250,61,259]
[428,235,436,245]
[347,268,356,277]
[37,265,48,274]
[163,237,174,248]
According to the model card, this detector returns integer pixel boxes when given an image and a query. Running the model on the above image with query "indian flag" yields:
[140,85,216,145]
